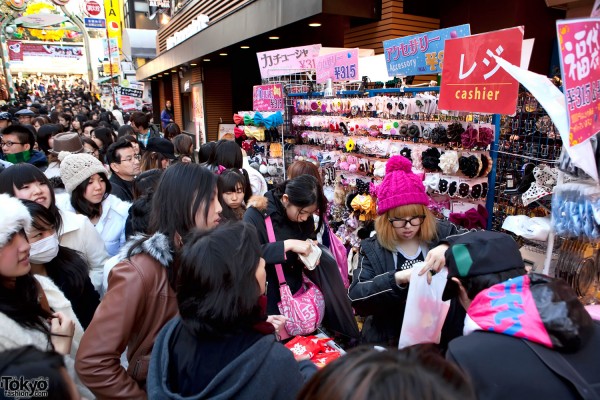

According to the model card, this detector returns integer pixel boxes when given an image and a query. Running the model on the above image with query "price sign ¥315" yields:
[315,49,359,84]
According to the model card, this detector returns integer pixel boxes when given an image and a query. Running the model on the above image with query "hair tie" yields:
[430,126,448,144]
[400,147,412,162]
[407,124,420,138]
[447,122,465,142]
[479,153,493,177]
[422,147,442,171]
[477,126,495,147]
[458,155,480,178]
[461,127,478,148]
[216,165,227,175]
[438,150,460,174]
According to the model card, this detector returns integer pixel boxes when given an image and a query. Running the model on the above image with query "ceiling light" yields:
[269,36,279,40]
[171,69,177,72]
[164,72,169,74]
[158,74,162,77]
[190,63,197,66]
[219,53,227,56]
[240,45,250,49]
[203,58,211,61]
[309,23,321,27]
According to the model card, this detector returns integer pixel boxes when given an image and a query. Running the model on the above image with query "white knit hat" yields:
[59,153,107,193]
[0,194,31,248]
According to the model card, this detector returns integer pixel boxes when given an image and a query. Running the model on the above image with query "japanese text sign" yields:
[252,84,284,111]
[439,26,523,114]
[257,44,321,79]
[118,86,143,98]
[557,19,600,146]
[383,24,470,76]
[315,48,359,84]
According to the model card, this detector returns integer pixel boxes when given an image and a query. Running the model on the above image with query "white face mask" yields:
[29,233,59,264]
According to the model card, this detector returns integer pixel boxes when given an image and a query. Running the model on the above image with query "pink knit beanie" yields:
[376,155,429,215]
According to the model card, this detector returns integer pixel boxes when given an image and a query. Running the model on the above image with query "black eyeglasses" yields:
[388,215,426,228]
[0,141,24,148]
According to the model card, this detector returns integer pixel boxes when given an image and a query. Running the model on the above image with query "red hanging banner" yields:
[439,26,524,114]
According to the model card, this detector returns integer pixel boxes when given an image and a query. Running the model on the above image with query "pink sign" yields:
[257,44,321,79]
[315,48,359,84]
[7,41,83,61]
[557,18,600,146]
[252,84,284,111]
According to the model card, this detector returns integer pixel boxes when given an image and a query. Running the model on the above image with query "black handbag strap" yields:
[523,339,599,400]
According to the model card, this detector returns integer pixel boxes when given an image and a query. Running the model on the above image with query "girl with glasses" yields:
[348,155,467,347]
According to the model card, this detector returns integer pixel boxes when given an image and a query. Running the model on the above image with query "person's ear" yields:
[23,143,31,151]
[282,193,289,208]
[453,277,471,310]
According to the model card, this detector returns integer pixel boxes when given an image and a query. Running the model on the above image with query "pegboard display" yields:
[491,87,563,233]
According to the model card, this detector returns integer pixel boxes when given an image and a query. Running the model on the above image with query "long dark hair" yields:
[36,124,63,155]
[275,174,326,233]
[22,200,89,298]
[129,163,217,289]
[70,172,111,219]
[0,164,62,234]
[178,222,264,336]
[0,233,52,338]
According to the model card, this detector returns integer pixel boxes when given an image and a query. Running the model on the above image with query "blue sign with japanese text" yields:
[383,24,471,77]
[85,17,105,29]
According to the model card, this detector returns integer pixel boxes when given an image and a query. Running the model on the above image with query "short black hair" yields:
[178,222,264,336]
[106,138,133,168]
[460,267,527,300]
[2,124,35,148]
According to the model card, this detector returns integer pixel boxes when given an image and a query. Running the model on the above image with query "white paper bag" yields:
[398,262,451,349]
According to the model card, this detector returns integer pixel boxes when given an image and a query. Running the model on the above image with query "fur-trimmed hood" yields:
[0,193,31,248]
[116,232,173,267]
[247,195,269,212]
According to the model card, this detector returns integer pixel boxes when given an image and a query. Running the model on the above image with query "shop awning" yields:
[136,0,377,81]
[122,29,157,59]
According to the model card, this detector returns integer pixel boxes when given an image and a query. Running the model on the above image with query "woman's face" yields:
[282,194,317,223]
[83,143,99,160]
[72,119,81,130]
[92,137,103,149]
[222,183,244,210]
[33,121,42,131]
[255,257,266,294]
[27,221,55,244]
[83,174,106,205]
[194,189,222,229]
[13,181,51,209]
[131,142,140,155]
[58,116,69,128]
[0,232,31,281]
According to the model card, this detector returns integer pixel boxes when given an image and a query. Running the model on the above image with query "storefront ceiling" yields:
[137,0,378,80]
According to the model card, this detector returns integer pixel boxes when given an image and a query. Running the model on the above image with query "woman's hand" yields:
[49,312,75,355]
[266,315,288,334]
[394,268,412,286]
[419,244,449,284]
[284,239,313,256]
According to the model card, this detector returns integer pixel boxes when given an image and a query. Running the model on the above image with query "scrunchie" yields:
[411,147,424,170]
[407,124,421,138]
[399,124,408,137]
[431,126,448,144]
[400,146,412,162]
[479,153,493,177]
[459,155,480,178]
[447,122,465,142]
[439,150,459,174]
[422,147,442,171]
[461,127,478,148]
[477,126,495,147]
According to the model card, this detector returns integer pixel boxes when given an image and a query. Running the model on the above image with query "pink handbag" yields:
[265,216,325,336]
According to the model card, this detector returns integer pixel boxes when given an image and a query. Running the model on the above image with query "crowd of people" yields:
[0,88,599,400]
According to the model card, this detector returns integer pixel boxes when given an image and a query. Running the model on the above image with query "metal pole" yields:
[0,17,17,102]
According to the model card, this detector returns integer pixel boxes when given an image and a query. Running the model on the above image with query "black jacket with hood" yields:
[447,273,600,400]
[147,317,316,400]
[348,219,468,346]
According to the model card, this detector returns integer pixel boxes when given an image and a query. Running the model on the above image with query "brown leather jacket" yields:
[75,233,178,399]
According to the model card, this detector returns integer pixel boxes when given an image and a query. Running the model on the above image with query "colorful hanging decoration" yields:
[22,2,65,41]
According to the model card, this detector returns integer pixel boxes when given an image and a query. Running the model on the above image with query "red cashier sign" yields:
[439,27,523,114]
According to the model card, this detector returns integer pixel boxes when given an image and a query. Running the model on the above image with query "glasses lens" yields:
[409,216,425,226]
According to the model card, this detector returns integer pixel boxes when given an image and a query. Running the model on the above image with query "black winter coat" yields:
[244,191,318,315]
[348,220,467,347]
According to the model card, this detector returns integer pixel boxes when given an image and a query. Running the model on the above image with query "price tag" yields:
[315,48,359,84]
